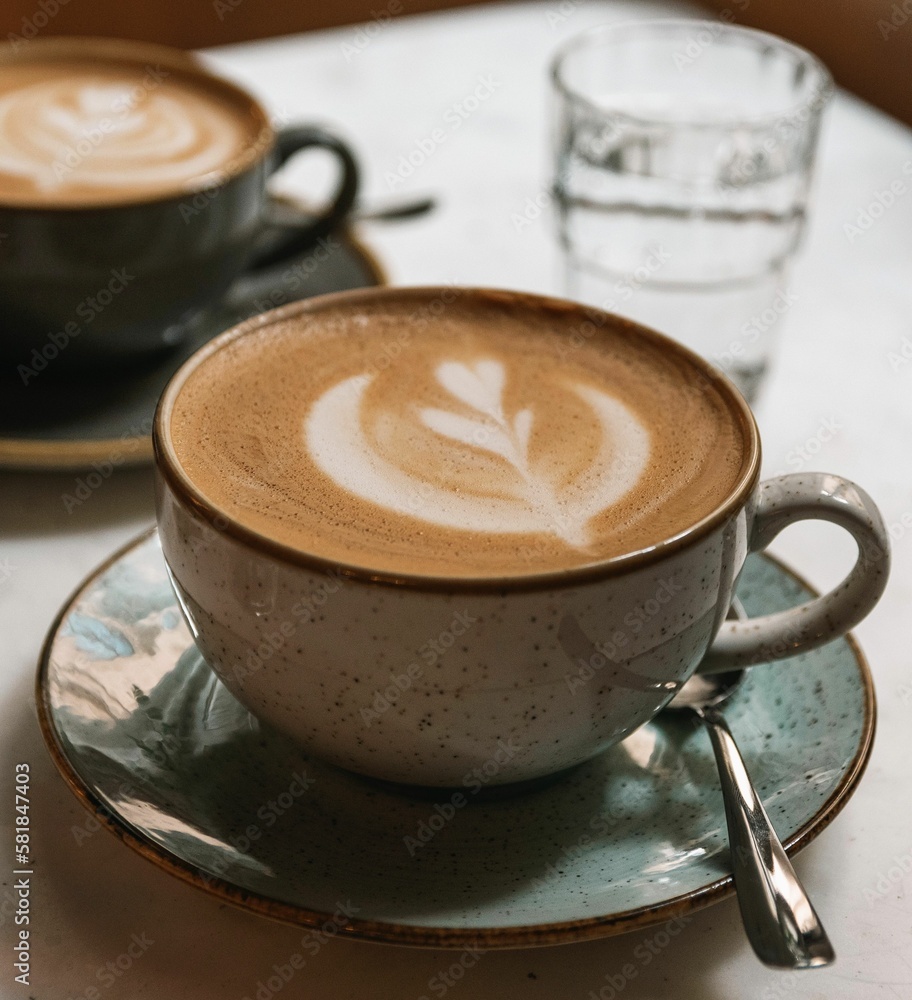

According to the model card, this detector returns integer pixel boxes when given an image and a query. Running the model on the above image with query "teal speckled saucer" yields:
[37,529,875,949]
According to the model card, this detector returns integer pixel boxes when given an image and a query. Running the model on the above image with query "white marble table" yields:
[2,2,912,996]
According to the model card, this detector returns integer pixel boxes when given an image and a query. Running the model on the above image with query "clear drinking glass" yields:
[550,20,833,401]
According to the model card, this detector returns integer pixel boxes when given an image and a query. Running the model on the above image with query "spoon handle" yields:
[698,705,836,969]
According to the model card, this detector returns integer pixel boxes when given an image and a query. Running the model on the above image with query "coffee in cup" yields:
[154,288,889,787]
[0,53,255,206]
[0,37,359,370]
[168,288,748,576]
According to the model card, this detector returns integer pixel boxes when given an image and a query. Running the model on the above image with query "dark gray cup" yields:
[0,38,359,374]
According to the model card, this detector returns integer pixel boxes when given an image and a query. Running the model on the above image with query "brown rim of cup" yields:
[0,36,275,212]
[153,286,762,594]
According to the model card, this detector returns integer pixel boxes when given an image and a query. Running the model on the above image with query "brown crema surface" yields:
[168,295,750,578]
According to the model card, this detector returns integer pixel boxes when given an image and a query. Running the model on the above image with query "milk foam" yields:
[306,359,651,550]
[168,294,749,578]
[0,62,252,205]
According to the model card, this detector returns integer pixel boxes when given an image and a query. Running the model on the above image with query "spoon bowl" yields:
[663,601,836,969]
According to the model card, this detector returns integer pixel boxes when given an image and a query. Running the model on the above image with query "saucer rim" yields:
[0,228,386,472]
[35,526,877,950]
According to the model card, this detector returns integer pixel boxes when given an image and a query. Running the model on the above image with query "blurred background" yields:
[2,0,910,128]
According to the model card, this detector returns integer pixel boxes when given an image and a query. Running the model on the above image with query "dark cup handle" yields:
[246,124,360,272]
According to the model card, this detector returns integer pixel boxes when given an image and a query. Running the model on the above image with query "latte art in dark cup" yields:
[168,291,748,576]
[0,56,258,206]
[0,37,360,367]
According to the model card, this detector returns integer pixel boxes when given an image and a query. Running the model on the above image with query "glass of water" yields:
[550,20,833,401]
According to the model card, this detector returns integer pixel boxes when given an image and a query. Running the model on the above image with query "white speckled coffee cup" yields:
[153,288,890,788]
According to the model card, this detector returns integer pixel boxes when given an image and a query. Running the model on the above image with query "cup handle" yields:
[698,473,890,674]
[246,124,360,271]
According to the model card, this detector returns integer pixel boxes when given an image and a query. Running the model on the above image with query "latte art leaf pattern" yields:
[0,75,243,197]
[306,358,652,550]
[419,361,535,471]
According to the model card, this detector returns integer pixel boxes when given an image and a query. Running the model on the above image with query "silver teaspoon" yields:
[666,659,836,968]
[268,194,437,226]
[352,195,437,222]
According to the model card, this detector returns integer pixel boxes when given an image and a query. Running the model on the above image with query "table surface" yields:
[2,2,912,997]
